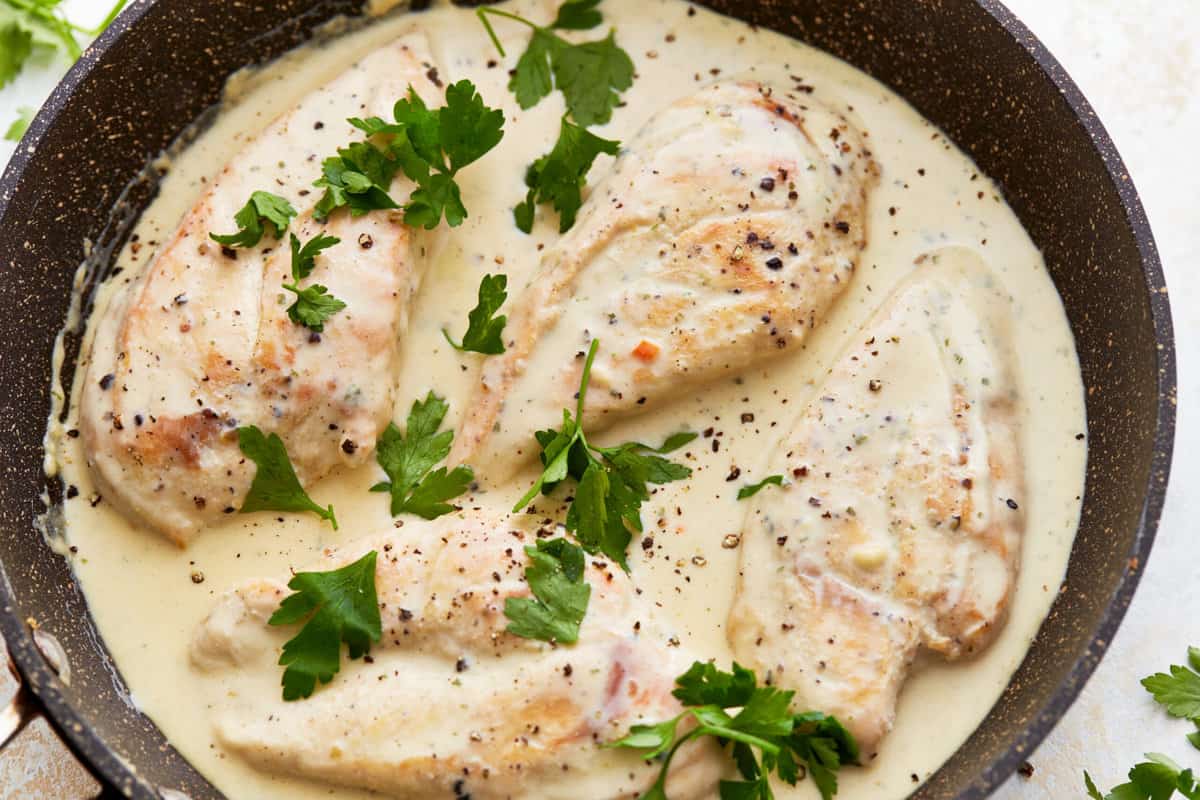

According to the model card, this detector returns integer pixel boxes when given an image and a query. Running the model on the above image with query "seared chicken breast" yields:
[192,513,720,799]
[77,37,442,544]
[451,78,878,482]
[728,248,1025,755]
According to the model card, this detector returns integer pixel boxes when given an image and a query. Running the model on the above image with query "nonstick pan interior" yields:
[0,1,1174,798]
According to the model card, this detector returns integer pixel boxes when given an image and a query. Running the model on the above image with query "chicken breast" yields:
[192,513,721,799]
[727,247,1025,755]
[77,37,442,544]
[451,78,878,482]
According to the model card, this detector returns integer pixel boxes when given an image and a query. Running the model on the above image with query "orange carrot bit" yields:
[632,340,660,362]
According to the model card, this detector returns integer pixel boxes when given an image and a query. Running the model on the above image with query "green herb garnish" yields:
[210,191,297,248]
[268,550,382,701]
[1086,756,1200,800]
[477,2,633,127]
[3,105,33,141]
[237,425,337,528]
[512,339,696,571]
[282,232,344,332]
[609,661,859,800]
[283,283,346,332]
[737,475,785,500]
[504,537,591,644]
[370,392,473,519]
[289,232,340,280]
[443,273,508,354]
[1144,647,1200,751]
[514,117,619,233]
[1084,647,1200,796]
[0,0,127,89]
[315,80,504,229]
[477,0,630,233]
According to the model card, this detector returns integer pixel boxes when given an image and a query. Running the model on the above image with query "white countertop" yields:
[1,0,1196,797]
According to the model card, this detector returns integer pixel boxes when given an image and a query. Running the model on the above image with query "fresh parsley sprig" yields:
[1083,647,1200,797]
[504,537,591,644]
[210,191,297,248]
[514,117,619,233]
[476,2,633,126]
[512,339,696,571]
[0,0,127,89]
[268,550,382,701]
[738,475,785,500]
[315,80,504,229]
[289,232,340,280]
[370,392,474,519]
[283,283,345,332]
[3,105,33,142]
[443,273,508,354]
[476,0,630,233]
[283,232,344,332]
[609,661,859,800]
[1086,755,1200,800]
[1143,647,1200,749]
[237,425,337,528]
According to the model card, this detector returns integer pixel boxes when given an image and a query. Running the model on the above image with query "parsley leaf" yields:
[514,117,619,233]
[0,0,126,89]
[1085,755,1200,800]
[609,662,859,800]
[504,538,591,643]
[0,18,34,91]
[673,660,757,707]
[1144,649,1200,723]
[4,105,34,142]
[738,474,785,500]
[476,2,630,233]
[237,425,337,528]
[281,234,344,331]
[550,30,633,127]
[315,80,504,229]
[267,550,382,700]
[289,232,340,280]
[512,339,695,571]
[477,3,634,126]
[283,283,346,332]
[313,141,402,220]
[370,392,473,519]
[552,0,603,30]
[210,190,297,248]
[443,273,508,354]
[1086,648,1200,798]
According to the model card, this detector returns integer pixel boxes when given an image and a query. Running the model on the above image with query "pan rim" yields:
[0,0,1177,798]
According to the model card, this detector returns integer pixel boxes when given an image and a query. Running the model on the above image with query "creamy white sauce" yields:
[48,1,1087,797]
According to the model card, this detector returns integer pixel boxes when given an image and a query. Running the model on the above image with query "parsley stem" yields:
[475,6,542,58]
[85,0,129,36]
[575,338,599,426]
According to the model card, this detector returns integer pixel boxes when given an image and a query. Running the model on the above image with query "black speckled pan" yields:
[0,1,1175,798]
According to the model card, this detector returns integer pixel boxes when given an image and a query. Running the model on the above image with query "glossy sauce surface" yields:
[46,1,1088,797]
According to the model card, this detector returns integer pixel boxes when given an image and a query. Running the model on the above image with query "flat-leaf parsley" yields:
[609,661,859,800]
[237,425,337,528]
[512,339,696,571]
[503,537,591,644]
[370,392,474,519]
[268,550,382,700]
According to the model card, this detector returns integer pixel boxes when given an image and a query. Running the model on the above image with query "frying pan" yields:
[0,0,1176,798]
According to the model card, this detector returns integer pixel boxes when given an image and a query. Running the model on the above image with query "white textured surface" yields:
[0,0,1195,797]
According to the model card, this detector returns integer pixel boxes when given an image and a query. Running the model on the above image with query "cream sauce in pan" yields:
[45,0,1086,797]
